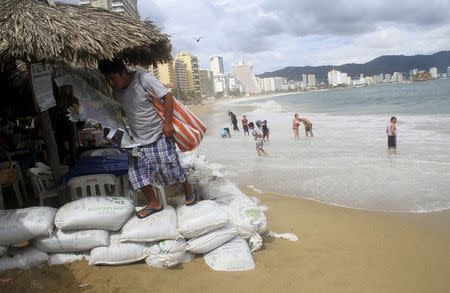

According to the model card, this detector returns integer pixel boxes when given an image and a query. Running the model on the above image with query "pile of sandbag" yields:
[0,154,267,272]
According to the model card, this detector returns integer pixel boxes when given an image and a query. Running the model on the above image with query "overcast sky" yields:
[60,0,450,74]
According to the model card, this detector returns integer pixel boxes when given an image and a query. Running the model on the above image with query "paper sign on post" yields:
[30,63,56,112]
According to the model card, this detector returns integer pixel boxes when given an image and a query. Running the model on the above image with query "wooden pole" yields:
[27,62,62,180]
[37,110,62,179]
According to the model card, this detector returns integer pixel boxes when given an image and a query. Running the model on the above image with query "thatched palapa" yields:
[0,0,172,68]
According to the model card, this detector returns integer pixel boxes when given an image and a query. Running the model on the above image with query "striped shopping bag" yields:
[150,97,207,152]
[138,74,206,152]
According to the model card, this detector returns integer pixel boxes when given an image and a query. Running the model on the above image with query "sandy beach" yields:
[1,99,449,293]
[1,189,449,293]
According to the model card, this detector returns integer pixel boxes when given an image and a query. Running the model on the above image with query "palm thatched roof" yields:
[0,0,172,68]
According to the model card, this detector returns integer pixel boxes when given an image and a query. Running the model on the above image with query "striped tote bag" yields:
[139,74,206,152]
[150,96,207,152]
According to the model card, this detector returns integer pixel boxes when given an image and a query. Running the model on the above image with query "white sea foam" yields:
[247,185,262,194]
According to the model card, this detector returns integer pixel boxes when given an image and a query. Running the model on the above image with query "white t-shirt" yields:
[252,128,263,141]
[117,69,169,146]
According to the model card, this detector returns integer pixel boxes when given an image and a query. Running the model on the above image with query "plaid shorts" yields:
[128,136,187,190]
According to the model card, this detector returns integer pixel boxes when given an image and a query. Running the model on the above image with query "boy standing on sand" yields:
[262,120,270,143]
[386,116,397,154]
[248,122,267,156]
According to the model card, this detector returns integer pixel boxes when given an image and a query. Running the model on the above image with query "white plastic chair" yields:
[35,162,51,170]
[80,148,121,157]
[67,174,120,201]
[0,161,25,207]
[120,174,167,207]
[153,183,167,208]
[35,162,69,175]
[28,167,60,206]
[0,185,4,209]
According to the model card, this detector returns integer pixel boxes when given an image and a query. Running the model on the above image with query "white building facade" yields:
[213,73,229,96]
[430,67,438,79]
[174,59,189,97]
[328,69,340,86]
[307,74,316,88]
[209,56,224,75]
[233,62,261,94]
[79,0,139,18]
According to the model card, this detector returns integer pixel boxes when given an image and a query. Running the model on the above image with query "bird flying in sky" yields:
[194,36,204,43]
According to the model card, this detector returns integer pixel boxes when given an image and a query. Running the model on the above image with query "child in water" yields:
[262,120,270,142]
[248,122,267,156]
[220,127,231,138]
[386,116,397,154]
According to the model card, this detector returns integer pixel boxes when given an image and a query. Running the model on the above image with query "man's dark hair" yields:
[390,116,397,122]
[248,122,254,128]
[98,58,127,75]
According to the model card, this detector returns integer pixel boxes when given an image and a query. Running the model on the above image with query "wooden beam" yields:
[37,110,62,181]
[27,62,62,181]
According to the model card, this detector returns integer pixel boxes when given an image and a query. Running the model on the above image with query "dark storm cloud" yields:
[260,0,450,36]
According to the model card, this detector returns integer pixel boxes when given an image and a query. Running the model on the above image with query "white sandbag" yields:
[54,197,134,231]
[181,154,215,184]
[89,233,150,265]
[48,253,89,266]
[203,237,255,271]
[145,239,187,269]
[119,206,178,242]
[33,229,109,253]
[177,200,229,239]
[197,179,246,204]
[186,225,238,254]
[248,233,263,253]
[181,252,195,264]
[167,194,187,208]
[225,200,267,238]
[222,206,253,239]
[0,247,48,273]
[0,207,57,246]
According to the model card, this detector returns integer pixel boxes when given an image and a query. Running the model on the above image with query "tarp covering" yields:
[55,74,138,148]
[60,153,128,185]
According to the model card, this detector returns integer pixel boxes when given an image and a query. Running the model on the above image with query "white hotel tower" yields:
[79,0,139,18]
[209,56,224,75]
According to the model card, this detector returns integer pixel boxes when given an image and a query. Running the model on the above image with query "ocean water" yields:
[195,79,450,213]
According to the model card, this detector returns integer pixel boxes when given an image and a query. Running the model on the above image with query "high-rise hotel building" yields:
[175,52,201,97]
[209,56,224,75]
[79,0,139,18]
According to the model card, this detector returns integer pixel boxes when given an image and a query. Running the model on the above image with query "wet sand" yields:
[1,189,449,293]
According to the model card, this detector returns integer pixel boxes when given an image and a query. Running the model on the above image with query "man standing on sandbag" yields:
[98,58,199,218]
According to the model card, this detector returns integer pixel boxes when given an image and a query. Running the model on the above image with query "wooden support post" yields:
[70,122,78,162]
[27,62,62,181]
[37,110,62,181]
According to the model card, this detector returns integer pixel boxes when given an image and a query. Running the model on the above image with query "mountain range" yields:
[258,51,450,82]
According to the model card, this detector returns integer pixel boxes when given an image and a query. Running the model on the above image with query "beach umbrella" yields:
[0,0,172,68]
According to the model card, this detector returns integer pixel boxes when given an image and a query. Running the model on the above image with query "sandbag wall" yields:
[0,154,267,272]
